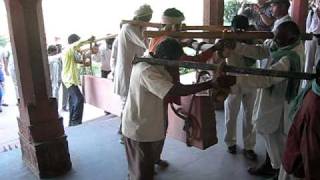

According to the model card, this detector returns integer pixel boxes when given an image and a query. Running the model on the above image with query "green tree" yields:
[224,0,242,25]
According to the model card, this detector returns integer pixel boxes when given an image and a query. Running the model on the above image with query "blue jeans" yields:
[67,85,84,126]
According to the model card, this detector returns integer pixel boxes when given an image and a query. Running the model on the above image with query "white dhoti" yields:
[304,36,320,73]
[224,90,256,150]
[260,122,286,169]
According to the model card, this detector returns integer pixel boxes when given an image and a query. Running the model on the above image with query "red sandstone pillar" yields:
[291,0,308,33]
[203,0,224,26]
[203,0,224,109]
[4,0,71,178]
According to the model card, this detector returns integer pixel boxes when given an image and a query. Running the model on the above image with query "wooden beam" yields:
[80,34,117,47]
[121,20,229,31]
[93,34,117,43]
[133,57,318,80]
[181,25,229,31]
[143,30,313,40]
[121,20,162,28]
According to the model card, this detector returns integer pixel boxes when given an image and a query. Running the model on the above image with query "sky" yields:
[0,0,204,45]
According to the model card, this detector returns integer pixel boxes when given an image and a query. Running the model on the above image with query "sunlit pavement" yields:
[0,75,105,152]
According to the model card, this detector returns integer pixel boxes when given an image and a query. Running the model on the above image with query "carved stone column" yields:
[4,0,72,178]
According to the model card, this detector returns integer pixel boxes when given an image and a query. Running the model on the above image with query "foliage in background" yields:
[0,35,8,47]
[224,0,242,25]
[79,62,101,77]
[179,67,194,75]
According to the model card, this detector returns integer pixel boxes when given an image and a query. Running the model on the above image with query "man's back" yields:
[62,45,80,88]
[114,24,146,96]
[122,62,173,142]
[49,54,62,98]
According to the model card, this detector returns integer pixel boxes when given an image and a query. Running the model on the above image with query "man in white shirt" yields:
[270,0,292,32]
[102,38,114,78]
[224,15,258,160]
[47,45,62,100]
[91,39,114,79]
[122,38,235,180]
[305,0,320,74]
[110,37,118,80]
[226,21,302,179]
[264,0,293,50]
[267,0,305,78]
[114,4,153,110]
[4,44,19,103]
[114,4,153,143]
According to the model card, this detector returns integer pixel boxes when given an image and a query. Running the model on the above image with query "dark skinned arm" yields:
[166,81,216,97]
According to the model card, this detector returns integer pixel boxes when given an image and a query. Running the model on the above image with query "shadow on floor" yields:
[0,112,266,180]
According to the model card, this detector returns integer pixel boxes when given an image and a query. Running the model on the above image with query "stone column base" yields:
[19,133,72,178]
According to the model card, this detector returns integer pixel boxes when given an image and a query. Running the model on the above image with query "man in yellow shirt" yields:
[62,34,92,126]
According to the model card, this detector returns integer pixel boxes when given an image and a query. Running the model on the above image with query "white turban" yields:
[134,4,153,19]
[161,8,185,25]
[161,16,185,25]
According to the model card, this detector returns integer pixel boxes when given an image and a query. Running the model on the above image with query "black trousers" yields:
[62,83,69,109]
[101,70,111,79]
[68,85,84,126]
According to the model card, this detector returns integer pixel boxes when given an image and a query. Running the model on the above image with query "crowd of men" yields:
[0,0,319,180]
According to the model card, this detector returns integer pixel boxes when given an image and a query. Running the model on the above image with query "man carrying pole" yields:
[225,21,302,179]
[122,38,235,180]
[114,4,153,143]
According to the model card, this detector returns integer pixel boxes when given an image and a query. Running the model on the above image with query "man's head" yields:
[269,0,290,18]
[161,8,185,30]
[274,21,300,47]
[56,44,62,53]
[91,43,99,54]
[133,4,153,22]
[68,34,80,44]
[47,45,58,56]
[106,38,115,50]
[231,15,249,32]
[154,38,184,60]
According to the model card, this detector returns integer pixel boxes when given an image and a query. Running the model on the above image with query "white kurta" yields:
[110,37,118,75]
[304,8,320,74]
[232,43,291,134]
[92,44,111,72]
[48,54,62,98]
[114,24,147,97]
[232,43,293,169]
[122,62,173,142]
[272,15,292,32]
